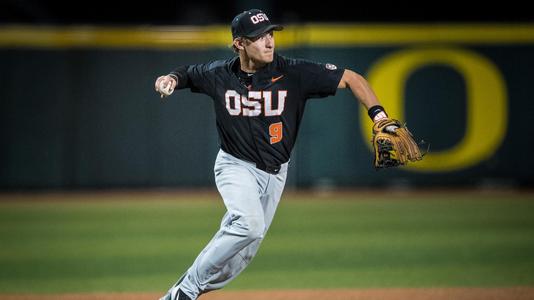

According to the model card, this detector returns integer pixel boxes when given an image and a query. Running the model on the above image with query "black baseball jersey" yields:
[171,53,344,173]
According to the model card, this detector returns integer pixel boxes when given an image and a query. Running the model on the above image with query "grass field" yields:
[1,190,534,294]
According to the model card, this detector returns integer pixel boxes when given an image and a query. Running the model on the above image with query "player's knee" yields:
[240,216,265,241]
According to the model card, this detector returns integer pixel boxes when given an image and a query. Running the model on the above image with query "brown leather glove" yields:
[372,118,423,168]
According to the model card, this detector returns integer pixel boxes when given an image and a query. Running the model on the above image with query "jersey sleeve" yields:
[170,63,213,94]
[296,60,345,99]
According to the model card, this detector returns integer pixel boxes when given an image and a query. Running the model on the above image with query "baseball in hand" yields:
[159,80,174,97]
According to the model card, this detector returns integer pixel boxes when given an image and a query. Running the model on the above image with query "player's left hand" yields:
[371,118,424,168]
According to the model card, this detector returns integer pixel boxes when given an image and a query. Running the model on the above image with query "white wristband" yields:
[373,111,388,122]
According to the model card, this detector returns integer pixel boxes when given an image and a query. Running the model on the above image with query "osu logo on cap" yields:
[250,13,269,24]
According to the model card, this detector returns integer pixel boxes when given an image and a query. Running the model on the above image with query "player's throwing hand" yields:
[155,75,177,98]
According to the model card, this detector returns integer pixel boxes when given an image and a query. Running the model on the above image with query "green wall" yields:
[1,29,533,189]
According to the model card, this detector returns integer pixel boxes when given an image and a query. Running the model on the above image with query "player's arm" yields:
[155,64,213,98]
[337,69,388,121]
[154,65,193,98]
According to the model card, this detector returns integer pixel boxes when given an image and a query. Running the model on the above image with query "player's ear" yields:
[233,38,245,51]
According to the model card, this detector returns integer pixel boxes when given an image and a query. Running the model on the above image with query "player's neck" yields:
[239,53,266,73]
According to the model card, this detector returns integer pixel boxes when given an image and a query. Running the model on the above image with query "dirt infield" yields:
[2,288,534,300]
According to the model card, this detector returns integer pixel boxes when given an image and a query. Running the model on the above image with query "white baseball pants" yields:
[167,149,288,300]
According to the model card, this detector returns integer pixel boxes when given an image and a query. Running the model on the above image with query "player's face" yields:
[244,31,275,64]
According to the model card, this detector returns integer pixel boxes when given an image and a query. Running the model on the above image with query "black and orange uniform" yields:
[170,53,344,173]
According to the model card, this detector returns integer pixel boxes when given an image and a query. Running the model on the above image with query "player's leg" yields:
[200,161,288,292]
[169,150,279,299]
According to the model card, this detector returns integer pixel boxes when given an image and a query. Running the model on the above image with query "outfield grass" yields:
[1,191,534,293]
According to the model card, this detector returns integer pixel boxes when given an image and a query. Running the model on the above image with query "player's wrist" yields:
[368,105,388,122]
[168,74,178,85]
[170,65,189,89]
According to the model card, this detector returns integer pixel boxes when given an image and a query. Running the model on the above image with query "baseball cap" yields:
[231,9,283,39]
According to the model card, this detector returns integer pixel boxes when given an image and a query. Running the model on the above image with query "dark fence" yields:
[1,25,533,189]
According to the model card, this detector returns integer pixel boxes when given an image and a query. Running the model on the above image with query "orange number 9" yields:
[269,122,283,144]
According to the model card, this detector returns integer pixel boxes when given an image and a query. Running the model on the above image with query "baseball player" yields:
[154,9,390,300]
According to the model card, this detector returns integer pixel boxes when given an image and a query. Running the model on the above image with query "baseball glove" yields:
[372,118,423,168]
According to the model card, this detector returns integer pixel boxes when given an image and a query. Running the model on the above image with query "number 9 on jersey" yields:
[269,122,283,144]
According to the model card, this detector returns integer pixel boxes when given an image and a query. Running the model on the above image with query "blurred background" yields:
[2,0,534,24]
[1,0,534,191]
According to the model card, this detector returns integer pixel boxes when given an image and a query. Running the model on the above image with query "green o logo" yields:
[361,48,507,172]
